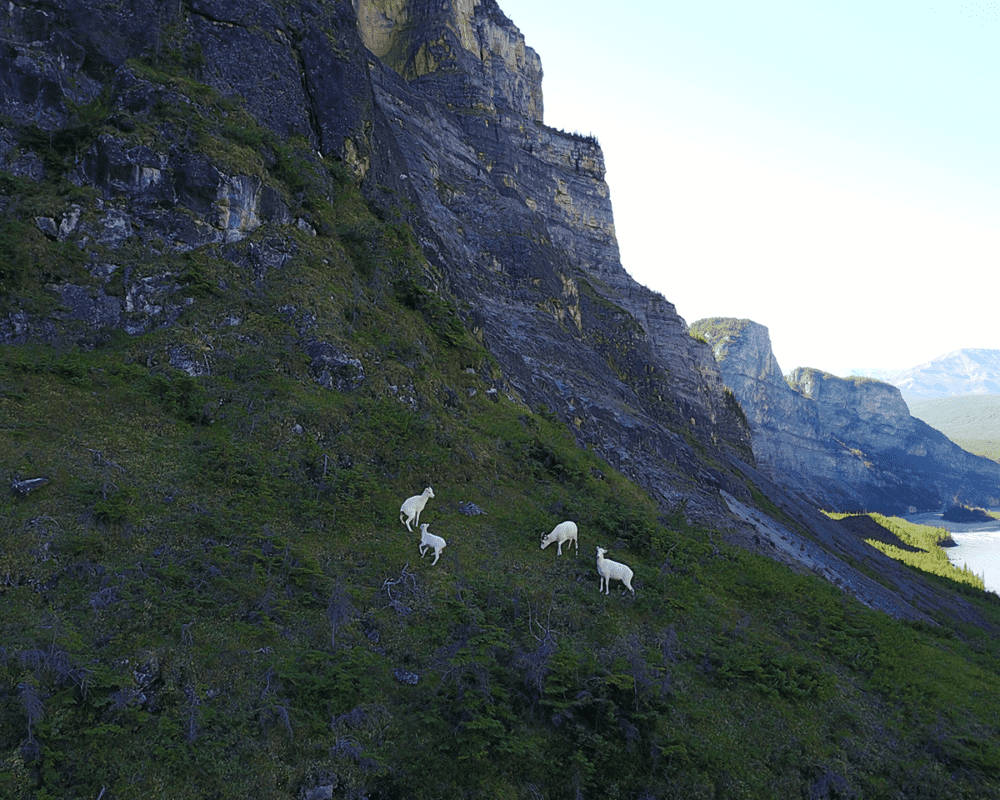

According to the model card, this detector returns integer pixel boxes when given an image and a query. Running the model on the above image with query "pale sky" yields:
[497,0,1000,377]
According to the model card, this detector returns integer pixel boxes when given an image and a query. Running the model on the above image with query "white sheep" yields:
[540,520,578,556]
[596,547,634,595]
[418,523,446,565]
[399,486,435,531]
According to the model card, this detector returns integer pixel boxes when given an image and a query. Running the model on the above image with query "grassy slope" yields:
[3,68,1000,800]
[829,513,986,590]
[908,395,1000,463]
[8,346,1000,800]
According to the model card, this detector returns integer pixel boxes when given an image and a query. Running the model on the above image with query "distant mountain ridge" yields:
[887,348,1000,399]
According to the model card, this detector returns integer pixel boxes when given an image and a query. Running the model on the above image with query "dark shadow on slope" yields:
[833,514,923,553]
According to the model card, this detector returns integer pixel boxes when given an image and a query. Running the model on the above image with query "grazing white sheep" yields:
[418,523,446,565]
[540,520,578,556]
[399,487,435,531]
[596,547,634,595]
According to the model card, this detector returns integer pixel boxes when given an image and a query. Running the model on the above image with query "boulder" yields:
[302,340,365,392]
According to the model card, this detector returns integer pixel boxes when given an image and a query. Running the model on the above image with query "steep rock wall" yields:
[354,0,754,516]
[0,0,752,523]
[357,0,544,121]
[693,318,1000,513]
[0,0,376,173]
[691,319,864,498]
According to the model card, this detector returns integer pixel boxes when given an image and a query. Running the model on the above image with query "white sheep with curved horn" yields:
[399,487,434,532]
[540,520,578,556]
[596,547,634,595]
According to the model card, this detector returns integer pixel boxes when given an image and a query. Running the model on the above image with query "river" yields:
[904,510,1000,594]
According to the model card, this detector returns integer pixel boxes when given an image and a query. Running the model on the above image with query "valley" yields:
[909,395,1000,463]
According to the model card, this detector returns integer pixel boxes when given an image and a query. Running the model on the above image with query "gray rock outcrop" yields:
[693,318,1000,512]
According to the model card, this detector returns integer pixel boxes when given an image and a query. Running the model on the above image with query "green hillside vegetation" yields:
[6,69,1000,799]
[909,395,1000,463]
[828,513,985,591]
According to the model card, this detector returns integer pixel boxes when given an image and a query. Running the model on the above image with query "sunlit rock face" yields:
[357,0,544,121]
[693,318,1000,513]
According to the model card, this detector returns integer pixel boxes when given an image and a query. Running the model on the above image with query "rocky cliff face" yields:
[693,318,1000,512]
[357,0,544,122]
[0,0,751,523]
[354,1,754,514]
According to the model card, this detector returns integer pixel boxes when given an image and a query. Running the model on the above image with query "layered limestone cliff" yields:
[0,0,751,522]
[693,318,1000,512]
